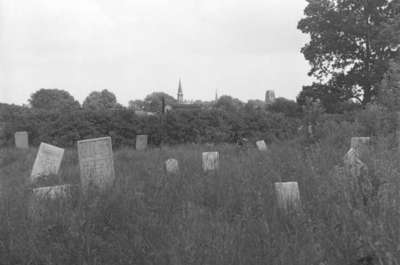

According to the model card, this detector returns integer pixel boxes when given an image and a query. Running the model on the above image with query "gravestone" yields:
[31,143,64,183]
[350,137,370,158]
[265,90,276,105]
[165,158,179,174]
[29,184,74,221]
[32,184,73,200]
[202,152,219,172]
[136,135,148,150]
[274,181,301,212]
[15,131,29,149]
[343,148,368,178]
[77,137,115,192]
[256,140,268,151]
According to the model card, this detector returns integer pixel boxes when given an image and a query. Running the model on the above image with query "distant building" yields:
[265,90,276,105]
[177,79,184,104]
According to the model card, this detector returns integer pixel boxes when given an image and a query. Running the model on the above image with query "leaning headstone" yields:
[15,131,29,149]
[274,181,301,212]
[350,137,370,158]
[165,158,179,174]
[256,140,268,151]
[202,152,219,172]
[136,135,148,151]
[77,137,115,192]
[31,143,64,183]
[265,90,276,105]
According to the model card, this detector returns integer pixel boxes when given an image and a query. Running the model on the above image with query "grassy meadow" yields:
[0,138,400,265]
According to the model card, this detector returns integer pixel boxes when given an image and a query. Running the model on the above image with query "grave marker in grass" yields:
[202,152,219,172]
[136,134,148,150]
[350,137,370,158]
[165,158,179,174]
[77,136,115,192]
[31,143,64,183]
[274,181,301,212]
[14,131,29,149]
[256,140,268,151]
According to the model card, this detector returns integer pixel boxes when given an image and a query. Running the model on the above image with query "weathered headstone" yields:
[350,137,370,158]
[29,184,74,221]
[202,152,219,172]
[136,134,148,151]
[15,131,29,149]
[265,90,276,105]
[274,181,301,212]
[31,143,64,183]
[343,148,368,178]
[77,137,115,192]
[256,140,268,151]
[165,158,179,174]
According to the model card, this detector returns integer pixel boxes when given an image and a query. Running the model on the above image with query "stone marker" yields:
[202,152,219,172]
[15,131,29,149]
[256,140,268,151]
[350,137,370,158]
[165,158,179,174]
[29,184,74,221]
[274,181,301,212]
[32,184,73,200]
[265,90,276,105]
[136,134,148,150]
[343,148,368,178]
[77,137,115,192]
[31,143,64,182]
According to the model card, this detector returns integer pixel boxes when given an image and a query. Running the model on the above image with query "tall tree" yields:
[83,89,119,111]
[143,92,177,113]
[29,89,80,111]
[298,0,399,106]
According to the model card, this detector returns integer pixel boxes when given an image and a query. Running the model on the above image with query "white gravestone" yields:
[202,152,219,172]
[350,137,370,158]
[31,143,64,182]
[274,181,301,212]
[256,140,268,151]
[15,131,29,149]
[136,135,148,150]
[165,158,179,174]
[78,137,115,192]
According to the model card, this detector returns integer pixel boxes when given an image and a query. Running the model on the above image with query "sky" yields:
[0,0,312,106]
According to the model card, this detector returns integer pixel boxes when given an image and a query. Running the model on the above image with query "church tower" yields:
[177,79,183,104]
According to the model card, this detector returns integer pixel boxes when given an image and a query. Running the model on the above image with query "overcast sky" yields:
[0,0,311,106]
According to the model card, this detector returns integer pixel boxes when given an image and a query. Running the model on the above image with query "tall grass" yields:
[0,138,399,264]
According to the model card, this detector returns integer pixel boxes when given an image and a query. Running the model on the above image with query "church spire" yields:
[177,78,183,104]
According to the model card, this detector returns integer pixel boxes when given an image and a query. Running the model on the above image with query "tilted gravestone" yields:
[15,131,29,149]
[77,137,115,192]
[165,158,179,174]
[136,135,148,150]
[32,184,73,200]
[256,140,268,151]
[274,181,301,212]
[31,143,64,183]
[202,152,219,172]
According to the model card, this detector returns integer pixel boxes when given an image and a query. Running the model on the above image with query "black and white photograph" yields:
[1,0,400,264]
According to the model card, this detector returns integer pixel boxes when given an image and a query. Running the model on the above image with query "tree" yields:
[214,95,244,113]
[377,55,400,110]
[143,92,177,113]
[29,89,80,111]
[298,0,399,105]
[83,89,119,111]
[267,98,302,118]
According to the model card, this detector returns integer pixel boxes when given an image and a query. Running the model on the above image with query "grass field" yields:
[0,139,399,265]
